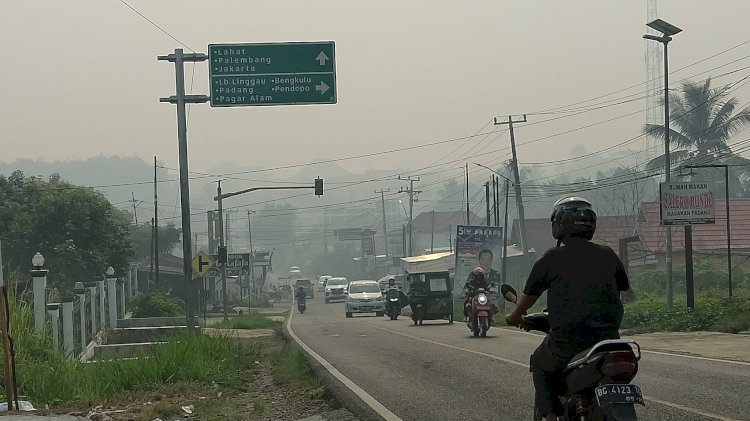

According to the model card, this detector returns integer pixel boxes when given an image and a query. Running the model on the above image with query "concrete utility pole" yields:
[502,175,510,285]
[216,181,228,322]
[494,115,531,270]
[131,192,142,225]
[484,181,494,227]
[158,48,209,331]
[375,189,390,257]
[465,163,471,225]
[153,156,159,285]
[247,210,256,305]
[399,176,421,257]
[430,210,436,252]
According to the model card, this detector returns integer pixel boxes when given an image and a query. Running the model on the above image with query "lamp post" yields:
[30,252,48,333]
[644,18,682,309]
[106,266,117,328]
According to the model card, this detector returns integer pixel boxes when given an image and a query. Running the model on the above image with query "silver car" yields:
[345,280,384,318]
[325,277,348,303]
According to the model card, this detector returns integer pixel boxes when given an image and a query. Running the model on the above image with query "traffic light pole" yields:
[214,179,324,321]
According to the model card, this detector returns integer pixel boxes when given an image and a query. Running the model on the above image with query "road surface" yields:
[290,295,750,421]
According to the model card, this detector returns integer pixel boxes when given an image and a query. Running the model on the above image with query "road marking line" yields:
[497,327,750,366]
[640,349,750,366]
[366,322,739,421]
[642,395,741,421]
[287,304,402,421]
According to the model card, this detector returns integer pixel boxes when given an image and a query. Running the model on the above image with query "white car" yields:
[345,280,385,318]
[318,275,332,292]
[325,277,348,303]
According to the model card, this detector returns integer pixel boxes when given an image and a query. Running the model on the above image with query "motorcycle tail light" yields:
[600,352,638,381]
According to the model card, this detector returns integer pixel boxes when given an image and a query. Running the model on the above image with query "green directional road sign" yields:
[208,41,336,107]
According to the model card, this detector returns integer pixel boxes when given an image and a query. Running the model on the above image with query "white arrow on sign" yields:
[316,81,330,95]
[316,51,329,65]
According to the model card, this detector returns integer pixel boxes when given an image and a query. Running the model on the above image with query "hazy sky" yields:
[3,0,750,180]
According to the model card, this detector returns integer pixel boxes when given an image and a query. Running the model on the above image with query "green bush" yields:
[130,290,184,318]
[622,291,750,333]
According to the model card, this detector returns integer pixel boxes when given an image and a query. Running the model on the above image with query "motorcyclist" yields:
[463,266,490,321]
[296,286,307,302]
[385,277,400,292]
[505,197,630,421]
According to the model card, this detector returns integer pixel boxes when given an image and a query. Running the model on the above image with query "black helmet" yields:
[550,196,597,241]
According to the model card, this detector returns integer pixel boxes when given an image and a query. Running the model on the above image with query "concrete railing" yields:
[35,265,139,360]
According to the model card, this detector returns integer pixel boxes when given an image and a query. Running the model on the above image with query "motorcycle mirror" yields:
[500,284,518,304]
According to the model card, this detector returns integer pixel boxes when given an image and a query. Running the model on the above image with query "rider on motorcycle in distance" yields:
[463,266,491,322]
[505,196,631,421]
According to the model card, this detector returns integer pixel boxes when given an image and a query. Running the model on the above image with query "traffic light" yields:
[314,177,324,196]
[218,246,227,264]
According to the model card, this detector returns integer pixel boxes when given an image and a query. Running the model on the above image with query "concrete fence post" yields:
[31,270,48,333]
[61,301,74,360]
[107,277,117,328]
[89,286,97,335]
[98,280,106,329]
[47,303,60,351]
[75,282,87,352]
[120,280,126,318]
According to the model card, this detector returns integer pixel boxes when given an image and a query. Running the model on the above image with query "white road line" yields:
[642,395,741,421]
[286,303,402,421]
[641,349,750,366]
[365,322,740,421]
[497,327,750,366]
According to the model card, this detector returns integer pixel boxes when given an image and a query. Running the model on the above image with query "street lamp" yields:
[644,18,682,309]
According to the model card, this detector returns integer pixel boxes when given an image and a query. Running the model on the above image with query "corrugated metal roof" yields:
[638,199,750,252]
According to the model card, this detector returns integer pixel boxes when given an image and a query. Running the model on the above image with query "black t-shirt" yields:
[523,239,629,340]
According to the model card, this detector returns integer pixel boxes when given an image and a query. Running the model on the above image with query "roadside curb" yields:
[280,307,394,421]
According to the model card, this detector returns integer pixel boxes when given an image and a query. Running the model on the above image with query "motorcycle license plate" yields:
[595,384,644,407]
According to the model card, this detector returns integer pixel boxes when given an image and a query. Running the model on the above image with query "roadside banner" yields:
[455,225,504,291]
[660,182,716,225]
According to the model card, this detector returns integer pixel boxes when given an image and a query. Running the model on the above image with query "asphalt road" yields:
[290,295,750,421]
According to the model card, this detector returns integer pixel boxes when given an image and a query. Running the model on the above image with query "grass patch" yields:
[213,313,280,330]
[270,345,321,390]
[622,290,750,333]
[4,290,260,406]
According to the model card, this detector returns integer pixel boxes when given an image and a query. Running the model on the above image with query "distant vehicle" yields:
[325,277,348,303]
[294,278,314,299]
[377,274,405,292]
[289,266,302,276]
[345,280,385,318]
[318,275,332,292]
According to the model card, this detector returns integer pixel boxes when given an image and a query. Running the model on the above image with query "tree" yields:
[130,222,182,259]
[643,78,750,196]
[0,171,133,291]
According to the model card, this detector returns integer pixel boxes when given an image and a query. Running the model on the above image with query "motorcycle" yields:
[297,297,306,314]
[500,284,644,421]
[465,284,498,337]
[384,289,401,320]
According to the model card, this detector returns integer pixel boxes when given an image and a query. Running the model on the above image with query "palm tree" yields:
[644,78,750,197]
